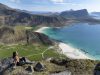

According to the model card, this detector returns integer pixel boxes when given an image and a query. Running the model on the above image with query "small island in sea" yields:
[0,1,100,75]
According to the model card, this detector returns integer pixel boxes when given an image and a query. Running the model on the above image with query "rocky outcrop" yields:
[50,58,68,66]
[25,65,34,73]
[60,9,90,19]
[0,26,54,45]
[50,71,71,75]
[34,62,45,72]
[0,57,35,75]
[0,57,13,74]
[65,59,99,75]
[0,26,14,38]
[33,32,54,45]
[94,63,100,75]
[0,26,26,44]
[0,57,68,75]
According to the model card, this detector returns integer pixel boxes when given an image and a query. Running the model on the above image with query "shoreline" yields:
[59,42,91,59]
[35,27,50,33]
[35,27,60,33]
[35,27,92,60]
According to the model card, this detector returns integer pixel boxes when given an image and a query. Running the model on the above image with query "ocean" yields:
[41,23,100,60]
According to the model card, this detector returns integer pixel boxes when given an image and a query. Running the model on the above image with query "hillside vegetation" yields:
[0,44,66,61]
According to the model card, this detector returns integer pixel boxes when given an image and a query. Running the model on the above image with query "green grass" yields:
[0,44,66,61]
[0,25,66,61]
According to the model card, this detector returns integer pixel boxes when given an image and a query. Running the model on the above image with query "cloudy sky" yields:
[0,0,100,12]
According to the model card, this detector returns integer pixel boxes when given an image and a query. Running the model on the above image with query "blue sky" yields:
[0,0,100,12]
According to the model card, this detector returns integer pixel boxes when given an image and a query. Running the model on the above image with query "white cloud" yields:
[50,0,79,5]
[10,0,20,3]
[56,2,81,5]
[50,0,64,3]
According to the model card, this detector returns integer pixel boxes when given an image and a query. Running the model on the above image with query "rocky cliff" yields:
[0,26,54,45]
[60,9,90,19]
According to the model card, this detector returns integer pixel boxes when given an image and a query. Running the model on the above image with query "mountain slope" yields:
[0,3,66,26]
[60,9,90,19]
[0,3,100,27]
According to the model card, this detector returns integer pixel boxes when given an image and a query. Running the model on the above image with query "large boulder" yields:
[25,65,34,73]
[0,57,13,75]
[34,62,45,72]
[94,63,100,75]
[0,57,35,75]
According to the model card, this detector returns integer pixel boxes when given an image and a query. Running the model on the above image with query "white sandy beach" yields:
[35,27,91,59]
[35,27,60,33]
[35,27,50,33]
[59,43,91,59]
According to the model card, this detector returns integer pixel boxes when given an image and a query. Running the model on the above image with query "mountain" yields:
[30,11,53,15]
[91,12,100,16]
[0,3,99,27]
[60,9,90,19]
[0,3,12,10]
[0,3,66,26]
[60,9,100,23]
[30,11,60,16]
[90,12,100,19]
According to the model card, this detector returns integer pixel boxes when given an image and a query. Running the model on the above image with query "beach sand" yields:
[35,27,49,33]
[59,43,91,59]
[35,27,91,59]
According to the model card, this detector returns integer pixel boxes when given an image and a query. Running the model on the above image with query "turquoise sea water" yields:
[42,23,100,60]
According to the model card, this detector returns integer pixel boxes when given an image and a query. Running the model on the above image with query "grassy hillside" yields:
[0,44,66,61]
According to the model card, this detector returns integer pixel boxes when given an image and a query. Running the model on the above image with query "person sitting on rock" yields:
[12,51,26,66]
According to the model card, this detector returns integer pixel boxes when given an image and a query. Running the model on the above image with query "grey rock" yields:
[94,63,100,75]
[50,71,71,75]
[26,65,34,73]
[34,62,45,72]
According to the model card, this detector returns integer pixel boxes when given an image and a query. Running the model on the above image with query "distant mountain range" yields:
[0,3,66,26]
[90,12,100,19]
[0,3,100,26]
[60,9,90,19]
[30,9,90,18]
[91,12,100,18]
[91,12,100,16]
